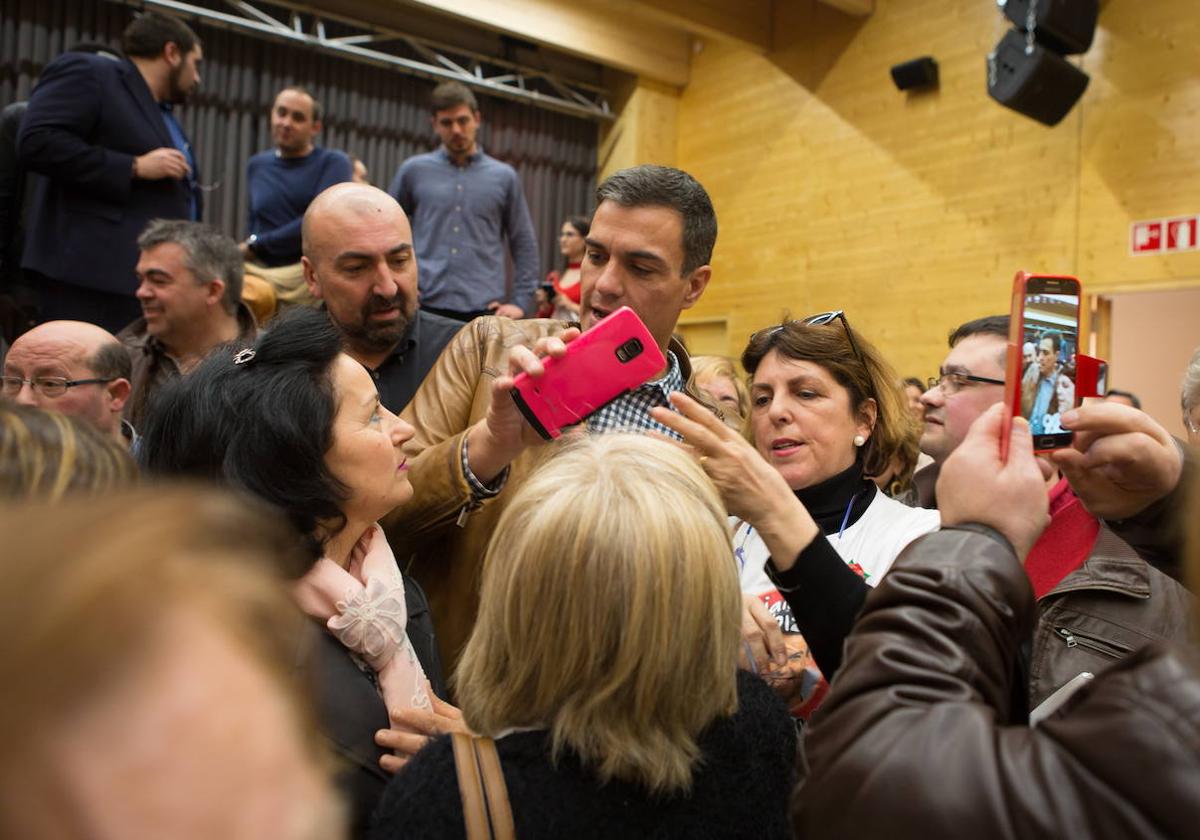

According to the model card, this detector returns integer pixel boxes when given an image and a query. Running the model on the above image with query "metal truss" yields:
[109,0,613,121]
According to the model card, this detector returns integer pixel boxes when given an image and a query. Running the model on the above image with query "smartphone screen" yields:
[1018,276,1081,450]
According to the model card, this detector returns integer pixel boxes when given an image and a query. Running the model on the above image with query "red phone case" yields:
[510,307,667,440]
[1002,270,1083,458]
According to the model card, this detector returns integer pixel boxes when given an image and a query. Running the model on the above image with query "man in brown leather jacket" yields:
[384,165,716,671]
[917,315,1191,709]
[795,402,1200,839]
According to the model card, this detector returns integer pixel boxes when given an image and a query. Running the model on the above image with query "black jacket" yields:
[297,574,445,839]
[18,52,200,295]
[370,671,796,840]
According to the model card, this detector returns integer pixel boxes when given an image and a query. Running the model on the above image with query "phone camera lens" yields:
[615,338,643,364]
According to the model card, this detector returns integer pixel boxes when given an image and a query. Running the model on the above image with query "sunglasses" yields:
[753,310,867,371]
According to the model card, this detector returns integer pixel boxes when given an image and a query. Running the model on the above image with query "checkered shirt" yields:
[585,351,685,440]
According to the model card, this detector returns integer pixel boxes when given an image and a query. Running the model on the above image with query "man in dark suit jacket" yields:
[17,12,203,333]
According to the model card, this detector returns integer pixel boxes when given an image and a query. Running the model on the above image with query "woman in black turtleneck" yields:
[652,316,939,683]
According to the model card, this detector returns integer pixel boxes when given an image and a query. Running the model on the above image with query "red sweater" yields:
[1024,477,1100,599]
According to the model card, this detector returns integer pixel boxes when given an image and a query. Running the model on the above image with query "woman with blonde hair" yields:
[0,488,343,839]
[372,434,796,839]
[692,354,751,426]
[0,403,136,501]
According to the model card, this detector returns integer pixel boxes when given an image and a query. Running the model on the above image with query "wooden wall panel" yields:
[599,77,680,181]
[1076,3,1200,291]
[675,0,1200,381]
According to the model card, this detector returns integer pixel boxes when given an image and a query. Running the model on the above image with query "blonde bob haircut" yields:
[0,488,325,811]
[455,434,741,794]
[0,404,137,502]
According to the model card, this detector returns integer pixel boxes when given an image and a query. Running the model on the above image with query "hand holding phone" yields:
[464,328,581,485]
[510,306,666,439]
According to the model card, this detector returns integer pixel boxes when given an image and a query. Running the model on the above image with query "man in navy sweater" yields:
[241,87,352,303]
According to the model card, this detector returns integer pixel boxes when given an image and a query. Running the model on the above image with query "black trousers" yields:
[31,271,143,334]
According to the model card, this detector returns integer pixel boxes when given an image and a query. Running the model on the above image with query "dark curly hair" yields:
[139,307,348,561]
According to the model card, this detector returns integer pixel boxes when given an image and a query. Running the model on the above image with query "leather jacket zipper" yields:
[1053,626,1132,660]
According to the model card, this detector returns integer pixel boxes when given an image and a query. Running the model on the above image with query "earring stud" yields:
[853,434,866,447]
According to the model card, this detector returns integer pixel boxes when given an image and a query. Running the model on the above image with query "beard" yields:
[166,64,194,105]
[334,292,412,352]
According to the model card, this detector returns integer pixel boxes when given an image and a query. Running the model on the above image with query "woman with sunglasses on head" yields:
[652,313,939,693]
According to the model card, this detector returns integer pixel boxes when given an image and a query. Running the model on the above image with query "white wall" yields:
[1107,287,1200,438]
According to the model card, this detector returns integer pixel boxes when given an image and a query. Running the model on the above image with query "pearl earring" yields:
[853,435,866,447]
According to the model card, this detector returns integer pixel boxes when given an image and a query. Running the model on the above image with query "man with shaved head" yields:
[302,182,462,412]
[2,320,135,446]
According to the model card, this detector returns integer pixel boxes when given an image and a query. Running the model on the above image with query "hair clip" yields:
[233,348,256,366]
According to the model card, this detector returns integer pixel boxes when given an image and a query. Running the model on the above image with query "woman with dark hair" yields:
[140,307,450,837]
[545,215,589,320]
[652,313,938,712]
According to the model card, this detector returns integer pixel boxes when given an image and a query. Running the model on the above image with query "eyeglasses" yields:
[926,371,1005,395]
[1,376,116,399]
[753,310,867,371]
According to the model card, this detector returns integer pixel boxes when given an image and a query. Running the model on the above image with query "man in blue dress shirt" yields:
[388,82,539,322]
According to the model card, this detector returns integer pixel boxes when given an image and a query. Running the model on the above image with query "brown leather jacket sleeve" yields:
[793,527,1200,840]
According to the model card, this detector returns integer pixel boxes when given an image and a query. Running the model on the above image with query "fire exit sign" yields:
[1131,216,1199,255]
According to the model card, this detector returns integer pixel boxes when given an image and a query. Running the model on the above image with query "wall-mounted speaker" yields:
[890,56,939,91]
[1001,0,1099,55]
[987,29,1089,126]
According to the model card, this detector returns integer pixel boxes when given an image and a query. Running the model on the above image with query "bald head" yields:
[302,183,408,260]
[4,322,132,441]
[16,321,121,359]
[301,184,419,362]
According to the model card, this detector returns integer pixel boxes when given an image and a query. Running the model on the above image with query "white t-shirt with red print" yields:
[734,492,940,626]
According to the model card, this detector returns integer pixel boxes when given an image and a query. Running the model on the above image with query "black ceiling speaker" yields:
[1001,0,1099,54]
[891,56,939,91]
[987,30,1089,126]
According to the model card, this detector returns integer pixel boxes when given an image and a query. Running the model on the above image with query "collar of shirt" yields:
[123,304,257,360]
[648,350,684,400]
[436,145,485,166]
[370,312,422,371]
[585,350,685,438]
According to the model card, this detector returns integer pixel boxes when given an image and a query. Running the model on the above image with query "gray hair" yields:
[595,165,717,276]
[137,220,243,315]
[1183,347,1200,414]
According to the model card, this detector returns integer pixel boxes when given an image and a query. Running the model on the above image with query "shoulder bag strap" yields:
[473,737,516,840]
[452,731,491,840]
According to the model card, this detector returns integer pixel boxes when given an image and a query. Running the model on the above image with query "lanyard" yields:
[836,490,862,542]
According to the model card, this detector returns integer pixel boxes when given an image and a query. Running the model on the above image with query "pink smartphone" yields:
[510,306,666,440]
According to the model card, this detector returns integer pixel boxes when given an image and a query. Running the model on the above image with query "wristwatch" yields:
[244,234,258,254]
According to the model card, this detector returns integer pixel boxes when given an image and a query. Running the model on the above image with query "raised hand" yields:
[134,148,190,180]
[1050,402,1183,520]
[464,328,581,483]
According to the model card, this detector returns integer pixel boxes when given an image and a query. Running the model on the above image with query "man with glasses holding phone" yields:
[914,314,1190,711]
[2,320,135,448]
